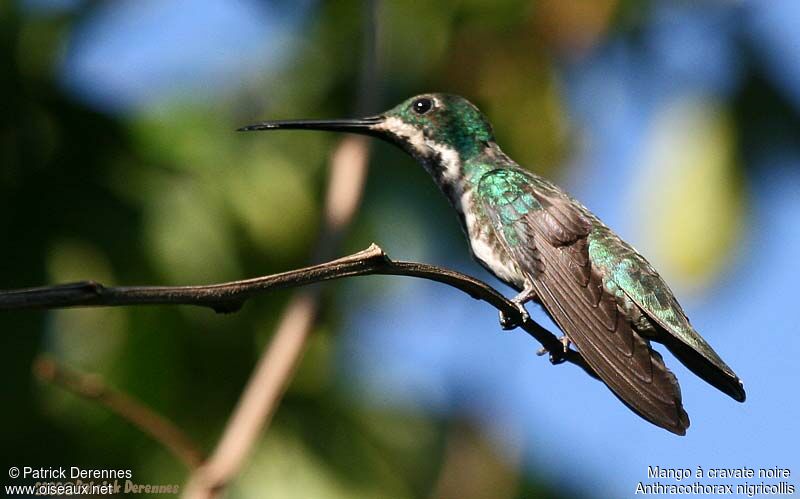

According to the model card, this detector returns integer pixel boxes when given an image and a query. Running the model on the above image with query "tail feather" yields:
[661,334,746,402]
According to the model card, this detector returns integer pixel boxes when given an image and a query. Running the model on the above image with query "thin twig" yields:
[185,3,381,496]
[8,244,595,378]
[182,293,320,498]
[32,355,204,469]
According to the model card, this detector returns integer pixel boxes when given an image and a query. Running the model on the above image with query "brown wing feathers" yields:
[479,170,690,434]
[530,235,690,434]
[529,193,690,434]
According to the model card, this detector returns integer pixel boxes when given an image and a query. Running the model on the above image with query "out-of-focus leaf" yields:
[631,97,744,293]
[45,238,127,368]
[237,429,413,499]
[143,175,242,284]
[224,154,318,257]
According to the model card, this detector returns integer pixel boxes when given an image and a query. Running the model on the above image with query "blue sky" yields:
[53,0,308,112]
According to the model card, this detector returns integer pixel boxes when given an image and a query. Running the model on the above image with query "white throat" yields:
[376,116,463,192]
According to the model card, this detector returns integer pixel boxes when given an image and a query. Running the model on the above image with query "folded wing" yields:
[477,168,690,434]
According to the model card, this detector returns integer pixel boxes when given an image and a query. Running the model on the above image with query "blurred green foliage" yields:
[0,1,584,497]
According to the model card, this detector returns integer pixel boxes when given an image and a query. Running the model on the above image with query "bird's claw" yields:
[548,351,567,365]
[500,285,536,331]
[498,302,530,330]
[536,336,571,365]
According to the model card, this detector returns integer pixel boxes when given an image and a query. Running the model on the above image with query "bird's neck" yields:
[423,142,504,212]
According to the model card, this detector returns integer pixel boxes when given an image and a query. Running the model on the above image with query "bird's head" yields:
[239,93,496,176]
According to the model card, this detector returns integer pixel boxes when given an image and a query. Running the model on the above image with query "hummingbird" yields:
[240,93,745,435]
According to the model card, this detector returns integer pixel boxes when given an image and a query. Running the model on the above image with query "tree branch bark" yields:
[5,243,595,378]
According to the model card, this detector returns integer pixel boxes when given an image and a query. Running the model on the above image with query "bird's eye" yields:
[412,98,433,115]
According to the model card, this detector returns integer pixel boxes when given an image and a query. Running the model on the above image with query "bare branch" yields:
[0,245,384,313]
[33,355,204,470]
[9,244,595,378]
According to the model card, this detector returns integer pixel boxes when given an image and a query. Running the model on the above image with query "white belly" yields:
[460,190,525,289]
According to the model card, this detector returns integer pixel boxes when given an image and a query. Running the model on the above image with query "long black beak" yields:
[237,115,385,134]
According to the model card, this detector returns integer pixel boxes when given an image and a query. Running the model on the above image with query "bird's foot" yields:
[499,286,535,330]
[536,336,571,365]
[499,301,530,330]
